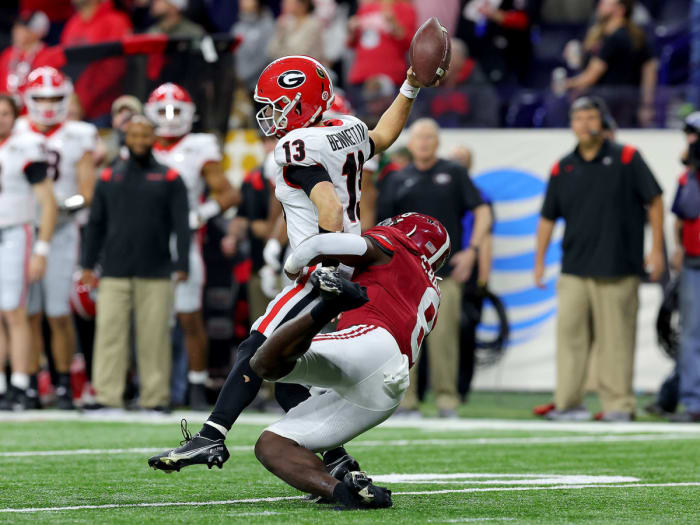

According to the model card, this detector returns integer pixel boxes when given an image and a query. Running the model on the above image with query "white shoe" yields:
[544,406,592,421]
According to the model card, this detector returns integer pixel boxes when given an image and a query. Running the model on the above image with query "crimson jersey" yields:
[336,226,441,367]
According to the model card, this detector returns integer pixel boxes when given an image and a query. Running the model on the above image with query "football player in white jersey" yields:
[15,67,97,410]
[145,83,240,410]
[0,94,57,411]
[149,55,433,473]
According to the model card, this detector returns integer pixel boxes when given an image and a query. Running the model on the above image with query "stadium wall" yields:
[434,129,682,392]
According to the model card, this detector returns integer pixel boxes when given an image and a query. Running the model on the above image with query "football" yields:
[409,17,451,87]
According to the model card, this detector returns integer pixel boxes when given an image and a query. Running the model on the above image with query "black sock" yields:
[274,382,311,412]
[323,446,349,466]
[204,331,266,434]
[200,423,225,441]
[332,481,357,507]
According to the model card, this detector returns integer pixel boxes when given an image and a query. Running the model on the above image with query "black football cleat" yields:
[148,419,229,473]
[310,268,368,311]
[337,471,393,510]
[306,452,363,504]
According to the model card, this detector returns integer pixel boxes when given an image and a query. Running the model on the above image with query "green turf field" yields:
[1,393,699,524]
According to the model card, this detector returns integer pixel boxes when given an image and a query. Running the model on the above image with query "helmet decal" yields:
[277,70,307,89]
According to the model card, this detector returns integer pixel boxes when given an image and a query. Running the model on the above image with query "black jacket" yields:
[82,153,190,278]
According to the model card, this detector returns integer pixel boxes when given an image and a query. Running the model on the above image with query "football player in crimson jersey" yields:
[245,213,447,508]
[145,83,240,410]
[16,66,97,409]
[148,56,435,475]
[0,94,57,411]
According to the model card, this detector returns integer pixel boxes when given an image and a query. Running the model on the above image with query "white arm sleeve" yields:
[284,233,368,275]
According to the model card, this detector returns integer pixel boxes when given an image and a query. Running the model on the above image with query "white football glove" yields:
[189,210,203,231]
[259,264,281,298]
[262,239,282,271]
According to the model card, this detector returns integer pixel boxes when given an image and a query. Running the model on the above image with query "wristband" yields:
[34,240,50,257]
[400,80,420,99]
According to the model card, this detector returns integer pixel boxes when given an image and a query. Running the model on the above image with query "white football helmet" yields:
[23,66,73,127]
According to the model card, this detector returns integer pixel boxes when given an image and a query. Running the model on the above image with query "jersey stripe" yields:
[364,233,394,253]
[255,266,317,334]
[313,325,377,341]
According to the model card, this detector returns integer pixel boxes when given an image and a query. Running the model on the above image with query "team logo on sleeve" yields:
[277,70,307,89]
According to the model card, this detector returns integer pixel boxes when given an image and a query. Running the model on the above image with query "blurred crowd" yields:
[0,0,693,130]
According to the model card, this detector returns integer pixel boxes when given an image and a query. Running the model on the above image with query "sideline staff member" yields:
[670,113,700,423]
[81,116,190,411]
[378,118,492,417]
[535,96,664,422]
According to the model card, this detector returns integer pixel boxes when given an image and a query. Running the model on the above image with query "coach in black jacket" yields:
[81,116,190,411]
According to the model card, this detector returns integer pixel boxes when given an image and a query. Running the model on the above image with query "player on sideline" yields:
[149,56,434,473]
[145,83,240,410]
[0,94,57,411]
[16,67,97,410]
[252,213,447,508]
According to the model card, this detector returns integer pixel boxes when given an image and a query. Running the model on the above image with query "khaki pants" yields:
[248,273,270,323]
[401,277,462,411]
[555,274,640,414]
[93,277,173,408]
[249,273,275,400]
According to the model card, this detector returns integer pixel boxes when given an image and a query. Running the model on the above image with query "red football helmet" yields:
[379,212,451,271]
[23,66,73,126]
[70,271,97,320]
[145,83,195,138]
[254,55,334,137]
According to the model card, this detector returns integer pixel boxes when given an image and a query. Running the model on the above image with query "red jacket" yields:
[348,1,416,86]
[60,1,132,121]
[0,44,62,97]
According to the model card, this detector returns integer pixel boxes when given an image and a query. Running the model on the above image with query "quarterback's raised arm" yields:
[284,232,392,278]
[369,68,426,155]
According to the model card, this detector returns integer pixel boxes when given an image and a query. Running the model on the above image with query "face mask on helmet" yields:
[27,94,69,126]
[254,92,301,138]
[144,100,194,138]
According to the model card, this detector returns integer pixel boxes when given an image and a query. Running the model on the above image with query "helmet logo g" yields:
[278,70,307,89]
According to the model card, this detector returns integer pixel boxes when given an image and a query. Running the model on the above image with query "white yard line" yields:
[1,410,699,434]
[1,433,698,458]
[2,483,699,514]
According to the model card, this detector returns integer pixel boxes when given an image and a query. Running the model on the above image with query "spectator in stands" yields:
[20,1,74,44]
[669,113,700,423]
[534,96,664,422]
[81,116,190,412]
[267,0,324,61]
[414,0,460,36]
[564,0,658,127]
[148,0,204,37]
[456,0,540,85]
[378,118,492,418]
[347,0,416,88]
[232,0,276,92]
[60,0,132,126]
[425,38,498,127]
[0,11,56,100]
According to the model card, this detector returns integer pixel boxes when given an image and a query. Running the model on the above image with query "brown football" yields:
[409,17,451,86]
